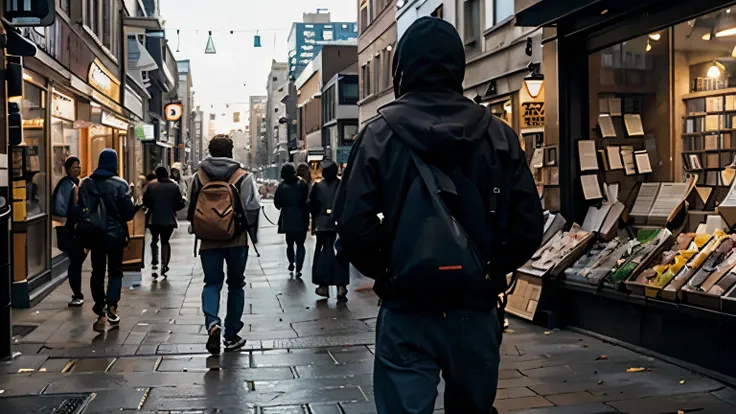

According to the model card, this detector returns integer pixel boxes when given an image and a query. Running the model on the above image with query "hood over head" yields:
[155,166,170,181]
[199,157,243,181]
[379,17,492,167]
[93,148,119,177]
[281,163,298,182]
[321,160,338,182]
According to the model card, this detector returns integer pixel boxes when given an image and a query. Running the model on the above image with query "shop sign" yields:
[521,102,545,129]
[101,111,129,130]
[134,123,155,140]
[51,89,75,121]
[88,59,121,102]
[165,103,183,122]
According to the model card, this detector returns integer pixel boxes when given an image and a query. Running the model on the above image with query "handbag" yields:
[56,225,78,253]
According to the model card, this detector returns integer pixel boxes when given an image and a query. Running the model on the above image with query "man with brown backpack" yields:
[188,135,258,355]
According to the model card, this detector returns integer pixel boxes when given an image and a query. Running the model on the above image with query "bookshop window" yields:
[22,82,47,220]
[588,29,672,200]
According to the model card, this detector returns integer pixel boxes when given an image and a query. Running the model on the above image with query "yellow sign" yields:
[521,102,545,128]
[88,59,121,102]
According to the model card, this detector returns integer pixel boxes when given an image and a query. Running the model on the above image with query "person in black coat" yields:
[51,156,86,307]
[274,163,309,277]
[310,160,349,301]
[78,149,136,332]
[143,166,186,279]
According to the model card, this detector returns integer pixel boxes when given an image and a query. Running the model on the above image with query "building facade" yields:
[265,61,289,167]
[248,96,268,168]
[322,69,359,165]
[287,10,359,79]
[177,59,194,170]
[357,0,397,126]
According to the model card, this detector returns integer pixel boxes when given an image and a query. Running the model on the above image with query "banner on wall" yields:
[134,123,155,140]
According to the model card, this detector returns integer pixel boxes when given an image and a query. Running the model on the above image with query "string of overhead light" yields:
[168,27,284,52]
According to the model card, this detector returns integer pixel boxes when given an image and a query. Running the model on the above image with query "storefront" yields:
[513,0,736,379]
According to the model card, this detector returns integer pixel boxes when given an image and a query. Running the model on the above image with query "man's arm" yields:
[333,128,382,278]
[187,176,201,222]
[118,183,136,222]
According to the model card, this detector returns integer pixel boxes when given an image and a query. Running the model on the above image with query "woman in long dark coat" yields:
[274,163,309,278]
[309,160,349,301]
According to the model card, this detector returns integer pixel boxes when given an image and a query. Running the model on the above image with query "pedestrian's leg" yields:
[295,232,307,273]
[200,249,226,329]
[89,249,107,316]
[150,227,160,267]
[374,307,441,414]
[67,247,87,302]
[200,248,226,355]
[285,233,295,269]
[313,232,325,281]
[441,309,502,413]
[160,227,174,272]
[223,246,247,348]
[105,247,124,324]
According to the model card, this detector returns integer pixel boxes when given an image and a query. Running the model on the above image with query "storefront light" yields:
[646,39,652,52]
[649,33,661,41]
[715,12,736,37]
[707,60,725,78]
[523,62,544,99]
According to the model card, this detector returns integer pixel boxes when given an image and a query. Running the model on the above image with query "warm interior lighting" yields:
[708,61,723,78]
[646,39,652,52]
[702,32,712,41]
[524,79,544,98]
[732,45,736,58]
[504,102,512,113]
[715,12,736,37]
[649,33,661,41]
[600,9,608,15]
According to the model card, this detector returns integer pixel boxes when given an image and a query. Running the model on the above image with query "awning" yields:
[127,36,158,88]
[515,0,602,27]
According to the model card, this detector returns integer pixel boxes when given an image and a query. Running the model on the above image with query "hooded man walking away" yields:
[77,149,136,332]
[333,17,543,413]
[188,135,257,355]
[143,166,186,278]
[310,159,349,301]
[274,163,309,278]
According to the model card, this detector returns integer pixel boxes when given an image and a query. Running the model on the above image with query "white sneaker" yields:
[68,297,84,307]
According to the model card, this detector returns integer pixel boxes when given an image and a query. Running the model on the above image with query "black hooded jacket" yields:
[274,163,309,234]
[310,160,339,233]
[333,17,544,310]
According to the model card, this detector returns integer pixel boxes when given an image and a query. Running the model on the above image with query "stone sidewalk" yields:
[0,202,735,413]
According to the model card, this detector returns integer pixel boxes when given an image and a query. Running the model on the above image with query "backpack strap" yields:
[197,169,211,186]
[228,169,247,186]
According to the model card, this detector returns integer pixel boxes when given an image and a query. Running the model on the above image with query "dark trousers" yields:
[90,246,124,315]
[67,247,88,299]
[285,232,307,271]
[150,225,175,267]
[374,307,502,414]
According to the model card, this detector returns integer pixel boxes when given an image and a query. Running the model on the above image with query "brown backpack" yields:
[193,169,247,241]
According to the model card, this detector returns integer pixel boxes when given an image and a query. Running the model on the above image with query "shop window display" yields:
[22,82,47,220]
[89,124,113,172]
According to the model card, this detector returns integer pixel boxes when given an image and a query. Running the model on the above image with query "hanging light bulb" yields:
[708,60,723,79]
[176,29,180,53]
[646,39,652,52]
[649,33,661,41]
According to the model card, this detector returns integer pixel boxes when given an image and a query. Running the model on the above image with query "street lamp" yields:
[523,62,544,99]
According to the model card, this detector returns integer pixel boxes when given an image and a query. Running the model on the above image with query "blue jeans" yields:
[374,307,502,414]
[201,246,248,341]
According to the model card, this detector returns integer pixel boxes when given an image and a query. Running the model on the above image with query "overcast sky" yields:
[160,0,357,133]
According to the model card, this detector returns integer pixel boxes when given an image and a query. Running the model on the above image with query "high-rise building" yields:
[248,96,268,168]
[287,10,358,79]
[266,61,290,166]
[177,59,194,168]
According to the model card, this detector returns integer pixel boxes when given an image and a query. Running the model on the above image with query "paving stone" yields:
[108,357,160,373]
[261,406,307,414]
[340,401,377,414]
[253,375,373,392]
[608,392,736,414]
[38,358,73,373]
[496,387,538,400]
[70,358,116,373]
[253,350,335,367]
[494,396,554,412]
[545,391,607,406]
[507,403,621,414]
[0,355,48,374]
[295,361,373,379]
[307,403,343,414]
[83,388,149,413]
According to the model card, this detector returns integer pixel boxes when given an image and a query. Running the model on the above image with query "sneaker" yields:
[337,286,348,303]
[92,315,107,333]
[224,335,246,352]
[295,271,303,279]
[162,266,170,278]
[106,306,121,325]
[503,318,509,330]
[68,296,84,307]
[152,264,159,270]
[288,263,295,272]
[315,286,330,298]
[207,325,222,356]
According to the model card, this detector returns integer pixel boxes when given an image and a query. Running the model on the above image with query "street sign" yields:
[165,103,183,122]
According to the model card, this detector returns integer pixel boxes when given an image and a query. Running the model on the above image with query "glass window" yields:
[102,0,111,49]
[374,54,382,93]
[362,64,371,99]
[494,0,514,25]
[22,82,47,220]
[343,124,359,141]
[341,78,359,105]
[27,220,48,277]
[89,125,114,172]
[323,30,334,41]
[383,49,392,90]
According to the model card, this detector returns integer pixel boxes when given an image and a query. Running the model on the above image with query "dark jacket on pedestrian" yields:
[52,176,80,223]
[310,160,339,233]
[78,149,136,247]
[274,163,309,234]
[143,168,186,228]
[333,17,544,310]
[187,157,258,251]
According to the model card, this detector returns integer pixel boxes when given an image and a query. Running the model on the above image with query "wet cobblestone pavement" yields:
[1,202,736,413]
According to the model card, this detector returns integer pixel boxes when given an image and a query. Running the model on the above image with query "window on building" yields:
[360,0,369,33]
[374,54,382,94]
[343,124,359,141]
[494,0,514,25]
[102,0,111,50]
[361,63,371,99]
[340,76,359,105]
[323,29,334,41]
[323,85,336,124]
[431,4,444,19]
[383,48,392,91]
[59,0,71,15]
[464,0,481,55]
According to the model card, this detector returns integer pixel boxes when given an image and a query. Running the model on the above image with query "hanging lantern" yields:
[254,31,262,48]
[205,31,216,54]
[176,29,180,53]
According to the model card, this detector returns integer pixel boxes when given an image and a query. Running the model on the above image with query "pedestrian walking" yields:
[188,135,256,355]
[143,166,186,279]
[51,156,86,307]
[77,149,135,333]
[274,163,309,278]
[243,167,262,244]
[309,160,349,301]
[333,17,544,414]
